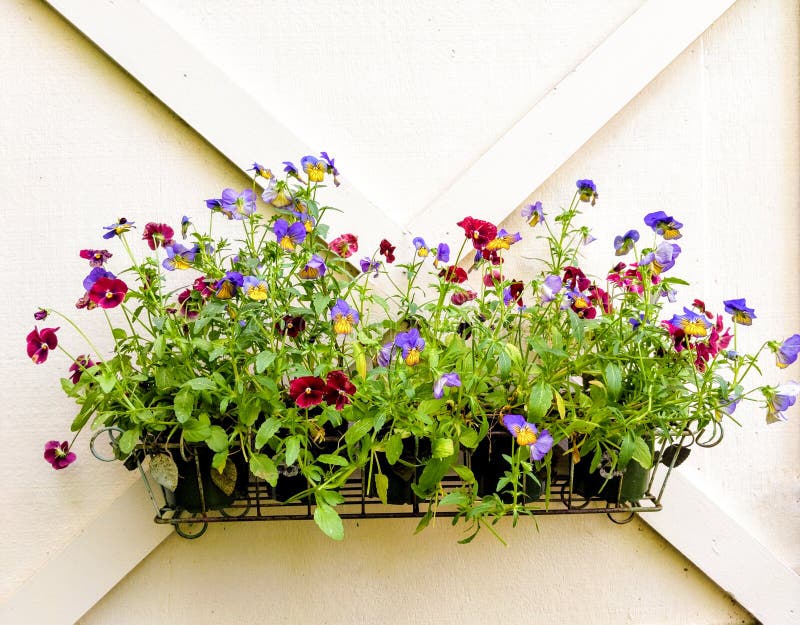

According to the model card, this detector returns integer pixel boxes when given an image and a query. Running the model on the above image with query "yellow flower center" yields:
[247,284,268,301]
[173,257,191,270]
[306,162,326,182]
[732,311,752,326]
[279,236,296,251]
[272,190,292,208]
[681,320,708,337]
[405,349,420,366]
[661,227,680,240]
[512,424,538,446]
[299,266,319,279]
[333,315,353,335]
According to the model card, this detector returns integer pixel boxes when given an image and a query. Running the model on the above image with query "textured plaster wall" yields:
[1,0,797,624]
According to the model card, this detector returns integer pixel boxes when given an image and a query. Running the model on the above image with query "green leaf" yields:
[153,334,166,359]
[604,363,622,402]
[118,428,140,455]
[317,453,348,466]
[413,454,456,498]
[632,436,653,470]
[255,350,276,374]
[149,453,178,491]
[618,431,635,469]
[111,327,127,341]
[206,425,228,453]
[250,453,278,486]
[211,459,238,496]
[459,428,479,449]
[374,473,388,504]
[432,438,454,459]
[344,417,374,446]
[184,377,217,391]
[313,503,344,541]
[312,293,331,316]
[527,382,553,421]
[316,489,345,507]
[98,372,117,394]
[182,418,211,443]
[352,342,367,380]
[255,417,280,450]
[211,451,228,472]
[452,464,475,484]
[439,491,470,506]
[173,387,194,423]
[285,436,301,466]
[385,434,403,465]
[238,398,260,427]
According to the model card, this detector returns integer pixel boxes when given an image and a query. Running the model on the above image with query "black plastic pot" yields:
[165,447,247,513]
[470,430,544,502]
[571,455,650,504]
[369,436,431,505]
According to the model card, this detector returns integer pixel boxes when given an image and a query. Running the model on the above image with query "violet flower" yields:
[723,298,756,326]
[44,440,76,470]
[330,299,359,335]
[433,373,461,399]
[500,414,554,461]
[775,334,800,368]
[394,328,425,366]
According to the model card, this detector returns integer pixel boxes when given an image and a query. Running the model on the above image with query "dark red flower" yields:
[275,315,306,338]
[692,299,714,319]
[69,355,97,384]
[27,326,59,364]
[588,285,611,314]
[505,280,525,307]
[662,321,689,352]
[44,440,76,470]
[379,239,396,263]
[451,290,478,306]
[289,376,327,408]
[329,233,358,258]
[177,289,200,319]
[33,308,48,321]
[142,223,175,250]
[88,277,128,309]
[192,276,214,298]
[324,370,357,410]
[563,266,590,292]
[439,266,468,284]
[457,217,497,250]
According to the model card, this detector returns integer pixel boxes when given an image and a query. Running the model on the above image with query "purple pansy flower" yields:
[300,155,326,182]
[83,267,116,291]
[300,254,327,279]
[435,243,450,266]
[248,162,273,180]
[206,198,223,211]
[180,216,191,239]
[320,151,341,186]
[359,257,381,276]
[668,307,713,337]
[433,373,461,399]
[412,237,430,257]
[540,275,562,304]
[394,328,425,366]
[283,161,299,177]
[764,382,800,423]
[44,440,76,470]
[640,242,681,274]
[34,308,48,321]
[723,298,756,326]
[576,179,598,205]
[521,201,545,227]
[776,334,800,368]
[644,211,683,240]
[330,299,359,335]
[162,243,198,271]
[214,271,244,299]
[613,229,640,256]
[273,218,307,251]
[485,229,522,252]
[500,414,554,461]
[220,188,257,220]
[242,276,268,301]
[79,249,113,267]
[102,218,135,239]
[377,342,397,368]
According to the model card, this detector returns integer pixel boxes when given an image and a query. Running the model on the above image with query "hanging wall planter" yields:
[33,158,799,542]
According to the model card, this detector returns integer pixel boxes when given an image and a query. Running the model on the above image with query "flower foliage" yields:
[29,161,797,541]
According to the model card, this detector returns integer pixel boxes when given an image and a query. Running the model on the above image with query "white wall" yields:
[1,0,797,623]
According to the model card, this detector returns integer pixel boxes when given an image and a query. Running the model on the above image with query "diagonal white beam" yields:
[412,0,737,240]
[0,479,170,625]
[41,0,400,248]
[641,472,800,625]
